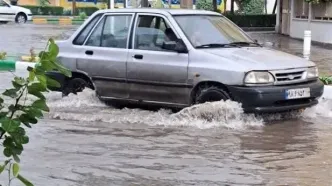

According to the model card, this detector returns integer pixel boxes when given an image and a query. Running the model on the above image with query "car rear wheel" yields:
[195,85,231,104]
[62,78,87,97]
[15,13,27,24]
[0,21,8,24]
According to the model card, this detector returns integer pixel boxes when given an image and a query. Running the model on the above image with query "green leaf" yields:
[15,127,26,136]
[0,160,10,174]
[3,148,12,157]
[49,42,59,59]
[25,107,43,118]
[22,122,31,128]
[0,97,3,104]
[3,89,18,98]
[3,137,13,147]
[19,114,38,125]
[46,76,61,88]
[4,137,23,155]
[34,65,46,76]
[28,90,45,100]
[0,112,7,118]
[12,163,20,177]
[38,51,50,60]
[31,99,49,112]
[0,165,4,174]
[22,136,29,144]
[14,77,26,86]
[36,75,47,87]
[28,82,47,93]
[41,60,57,71]
[8,104,16,112]
[17,174,34,186]
[13,154,20,163]
[28,71,36,82]
[12,81,23,90]
[2,118,20,132]
[50,60,72,78]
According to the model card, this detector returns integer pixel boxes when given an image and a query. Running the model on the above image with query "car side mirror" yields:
[162,39,188,53]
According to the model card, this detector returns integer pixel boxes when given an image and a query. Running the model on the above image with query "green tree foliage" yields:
[0,38,71,186]
[238,0,264,14]
[38,0,50,7]
[196,0,214,11]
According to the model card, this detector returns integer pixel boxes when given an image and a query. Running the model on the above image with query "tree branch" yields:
[9,86,27,119]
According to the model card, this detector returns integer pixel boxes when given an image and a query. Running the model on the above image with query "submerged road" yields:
[1,24,332,186]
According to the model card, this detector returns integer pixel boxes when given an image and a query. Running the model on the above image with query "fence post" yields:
[303,30,311,60]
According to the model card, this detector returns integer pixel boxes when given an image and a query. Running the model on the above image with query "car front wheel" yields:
[194,85,231,104]
[15,13,27,24]
[62,78,87,97]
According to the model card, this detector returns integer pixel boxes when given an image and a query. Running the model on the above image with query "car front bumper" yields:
[227,80,324,113]
[27,14,32,21]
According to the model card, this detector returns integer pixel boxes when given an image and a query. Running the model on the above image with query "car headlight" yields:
[244,71,275,84]
[306,66,318,79]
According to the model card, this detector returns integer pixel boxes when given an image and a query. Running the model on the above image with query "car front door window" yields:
[134,15,178,51]
[0,0,8,6]
[85,14,132,49]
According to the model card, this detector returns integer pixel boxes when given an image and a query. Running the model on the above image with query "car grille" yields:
[270,68,307,85]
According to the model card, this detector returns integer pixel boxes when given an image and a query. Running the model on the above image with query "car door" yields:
[76,13,134,99]
[127,13,190,105]
[0,0,11,21]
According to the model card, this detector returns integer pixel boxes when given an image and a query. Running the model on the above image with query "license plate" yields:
[285,88,310,99]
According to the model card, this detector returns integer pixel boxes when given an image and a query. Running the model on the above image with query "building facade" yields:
[277,0,332,44]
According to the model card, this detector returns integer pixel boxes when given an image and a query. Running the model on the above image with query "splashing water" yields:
[45,89,264,130]
[43,88,332,129]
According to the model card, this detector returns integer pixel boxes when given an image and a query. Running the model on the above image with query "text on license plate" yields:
[285,88,311,99]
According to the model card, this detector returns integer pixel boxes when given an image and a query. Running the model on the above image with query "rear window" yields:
[73,13,103,45]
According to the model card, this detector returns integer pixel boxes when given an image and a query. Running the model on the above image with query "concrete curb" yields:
[0,60,36,72]
[32,18,86,25]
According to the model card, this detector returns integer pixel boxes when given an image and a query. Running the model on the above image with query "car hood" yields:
[202,47,315,71]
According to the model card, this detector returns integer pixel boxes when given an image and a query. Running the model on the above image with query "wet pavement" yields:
[1,24,332,186]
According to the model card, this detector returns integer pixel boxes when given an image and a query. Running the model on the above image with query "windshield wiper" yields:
[195,43,240,49]
[228,41,262,47]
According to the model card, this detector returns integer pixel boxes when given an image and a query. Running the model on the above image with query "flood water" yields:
[1,68,332,186]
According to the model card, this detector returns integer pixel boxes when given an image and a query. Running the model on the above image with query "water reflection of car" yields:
[47,9,324,113]
[0,0,32,24]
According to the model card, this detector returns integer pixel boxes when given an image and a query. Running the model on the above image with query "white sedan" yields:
[0,0,32,24]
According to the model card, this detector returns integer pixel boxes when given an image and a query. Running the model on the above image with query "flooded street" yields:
[1,24,332,186]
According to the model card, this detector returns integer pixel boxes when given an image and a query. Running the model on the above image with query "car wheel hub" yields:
[17,16,25,23]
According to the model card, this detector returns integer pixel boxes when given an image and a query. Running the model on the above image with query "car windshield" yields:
[173,15,256,48]
[0,0,9,6]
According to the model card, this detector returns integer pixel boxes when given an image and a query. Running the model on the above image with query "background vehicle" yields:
[0,0,32,24]
[47,8,324,113]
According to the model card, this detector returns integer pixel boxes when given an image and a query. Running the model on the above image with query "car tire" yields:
[15,13,27,24]
[195,85,231,104]
[62,78,87,97]
[0,21,8,24]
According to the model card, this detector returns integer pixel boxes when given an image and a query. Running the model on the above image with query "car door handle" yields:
[85,50,93,55]
[133,54,143,59]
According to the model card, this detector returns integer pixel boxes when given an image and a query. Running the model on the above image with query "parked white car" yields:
[0,0,32,23]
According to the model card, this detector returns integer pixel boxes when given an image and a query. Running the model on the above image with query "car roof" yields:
[95,8,222,16]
